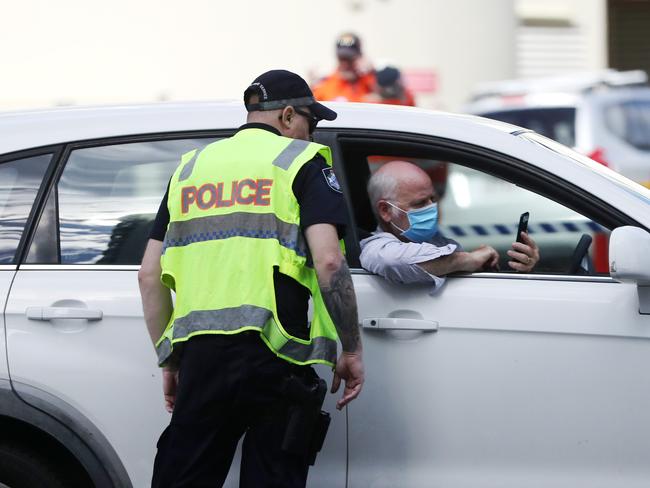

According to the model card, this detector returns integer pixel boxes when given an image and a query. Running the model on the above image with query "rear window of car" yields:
[604,100,650,151]
[25,137,222,265]
[0,154,51,264]
[481,108,576,147]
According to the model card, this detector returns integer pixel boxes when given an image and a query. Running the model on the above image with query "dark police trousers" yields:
[151,332,316,488]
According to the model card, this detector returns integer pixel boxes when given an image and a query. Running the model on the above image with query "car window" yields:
[356,154,609,276]
[604,100,650,151]
[438,163,608,274]
[26,138,221,265]
[483,108,576,147]
[0,154,52,264]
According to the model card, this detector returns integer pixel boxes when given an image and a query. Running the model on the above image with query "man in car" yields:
[360,160,540,288]
[139,69,364,487]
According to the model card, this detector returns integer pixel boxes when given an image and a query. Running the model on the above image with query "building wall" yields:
[515,0,607,77]
[0,0,515,112]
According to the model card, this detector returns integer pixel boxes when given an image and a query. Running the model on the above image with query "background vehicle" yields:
[1,101,650,487]
[464,70,650,187]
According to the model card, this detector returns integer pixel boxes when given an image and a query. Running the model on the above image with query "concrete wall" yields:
[515,0,607,72]
[1,0,515,112]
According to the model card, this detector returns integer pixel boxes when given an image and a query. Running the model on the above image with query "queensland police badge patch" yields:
[322,167,342,193]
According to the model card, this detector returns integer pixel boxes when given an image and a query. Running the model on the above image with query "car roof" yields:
[465,92,580,114]
[582,86,650,104]
[465,86,650,114]
[0,100,518,155]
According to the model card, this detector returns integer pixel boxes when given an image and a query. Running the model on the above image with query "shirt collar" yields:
[237,122,281,136]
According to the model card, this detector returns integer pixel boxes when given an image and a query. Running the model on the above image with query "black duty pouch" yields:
[281,373,330,465]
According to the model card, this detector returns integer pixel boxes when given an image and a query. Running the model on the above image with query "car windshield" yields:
[519,131,650,205]
[482,107,576,147]
[604,99,650,151]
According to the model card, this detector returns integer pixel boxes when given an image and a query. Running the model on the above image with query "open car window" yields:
[336,133,612,276]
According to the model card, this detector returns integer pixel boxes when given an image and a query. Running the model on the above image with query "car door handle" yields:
[362,318,438,331]
[25,307,103,321]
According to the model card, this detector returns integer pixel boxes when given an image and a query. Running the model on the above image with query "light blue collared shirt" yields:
[359,230,460,291]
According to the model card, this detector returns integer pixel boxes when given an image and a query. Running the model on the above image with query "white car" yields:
[1,101,650,488]
[464,71,650,187]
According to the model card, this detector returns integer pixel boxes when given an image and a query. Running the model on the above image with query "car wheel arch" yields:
[0,379,132,488]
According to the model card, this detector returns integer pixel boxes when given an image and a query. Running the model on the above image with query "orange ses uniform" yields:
[312,71,376,102]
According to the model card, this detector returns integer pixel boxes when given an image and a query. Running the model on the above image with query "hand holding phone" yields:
[509,211,539,272]
[516,212,529,243]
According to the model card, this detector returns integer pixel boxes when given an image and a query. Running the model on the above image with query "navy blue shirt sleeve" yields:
[149,181,170,241]
[293,155,348,239]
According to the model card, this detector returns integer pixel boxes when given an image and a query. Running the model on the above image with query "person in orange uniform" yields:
[312,33,375,103]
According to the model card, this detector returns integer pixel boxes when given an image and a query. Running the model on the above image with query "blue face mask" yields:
[387,201,439,242]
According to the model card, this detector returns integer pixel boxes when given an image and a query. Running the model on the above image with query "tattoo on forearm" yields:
[320,258,361,353]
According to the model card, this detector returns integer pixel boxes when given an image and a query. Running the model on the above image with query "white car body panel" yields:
[0,102,243,155]
[4,269,166,488]
[350,272,650,487]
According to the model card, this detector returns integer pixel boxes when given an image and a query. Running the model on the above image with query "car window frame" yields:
[324,128,644,278]
[18,130,235,269]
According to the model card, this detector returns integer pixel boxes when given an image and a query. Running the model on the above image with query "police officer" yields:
[138,69,364,487]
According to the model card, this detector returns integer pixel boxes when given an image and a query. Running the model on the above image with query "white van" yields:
[464,70,650,187]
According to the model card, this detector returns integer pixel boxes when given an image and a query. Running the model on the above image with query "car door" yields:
[0,151,54,382]
[4,133,347,488]
[333,132,650,488]
[4,136,225,488]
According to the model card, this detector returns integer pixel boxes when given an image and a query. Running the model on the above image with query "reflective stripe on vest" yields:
[271,139,310,170]
[163,211,307,257]
[155,304,337,365]
[178,149,200,181]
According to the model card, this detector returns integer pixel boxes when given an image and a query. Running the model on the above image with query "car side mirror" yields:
[609,226,650,314]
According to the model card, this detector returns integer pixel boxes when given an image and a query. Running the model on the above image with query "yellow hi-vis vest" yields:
[157,128,339,367]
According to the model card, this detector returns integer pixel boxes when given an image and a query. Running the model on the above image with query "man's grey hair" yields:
[367,169,398,221]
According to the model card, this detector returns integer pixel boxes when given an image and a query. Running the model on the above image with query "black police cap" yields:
[244,70,337,121]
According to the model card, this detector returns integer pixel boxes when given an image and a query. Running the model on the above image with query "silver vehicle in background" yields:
[464,69,650,187]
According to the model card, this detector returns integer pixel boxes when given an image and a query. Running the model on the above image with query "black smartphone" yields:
[516,212,529,243]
